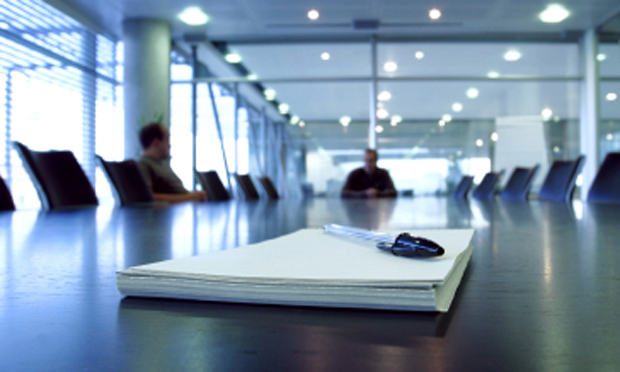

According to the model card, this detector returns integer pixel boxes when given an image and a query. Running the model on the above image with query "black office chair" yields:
[259,177,279,200]
[587,152,620,204]
[472,171,503,200]
[452,175,474,200]
[234,174,260,200]
[499,165,539,201]
[13,141,98,210]
[97,155,154,206]
[538,156,584,203]
[0,176,16,211]
[196,170,230,201]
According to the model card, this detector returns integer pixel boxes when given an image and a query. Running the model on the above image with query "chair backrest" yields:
[196,171,230,201]
[0,176,16,211]
[472,171,503,200]
[259,177,279,199]
[234,174,260,200]
[538,156,584,203]
[587,152,620,204]
[500,165,539,201]
[97,156,154,206]
[452,175,474,199]
[13,141,98,210]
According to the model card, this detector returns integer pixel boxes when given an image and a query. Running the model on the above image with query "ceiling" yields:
[45,0,620,157]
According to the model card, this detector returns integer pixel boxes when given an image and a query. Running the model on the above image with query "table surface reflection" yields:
[1,197,620,371]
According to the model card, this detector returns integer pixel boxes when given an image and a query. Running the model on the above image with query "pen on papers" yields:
[323,224,445,258]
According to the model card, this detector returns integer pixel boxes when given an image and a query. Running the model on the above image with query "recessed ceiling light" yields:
[438,120,446,127]
[339,116,351,127]
[607,133,613,141]
[384,61,398,72]
[429,8,441,20]
[178,7,209,26]
[247,74,258,81]
[487,71,500,78]
[476,139,484,147]
[504,50,521,61]
[391,115,402,125]
[541,108,553,119]
[375,125,384,133]
[452,102,463,112]
[606,93,618,101]
[553,146,560,153]
[299,120,306,127]
[442,114,452,122]
[278,103,289,115]
[597,54,607,62]
[321,52,330,60]
[377,108,389,119]
[225,53,242,63]
[378,91,392,101]
[539,4,570,23]
[264,89,276,101]
[415,51,424,59]
[290,116,300,125]
[466,88,479,99]
[491,132,499,142]
[308,9,320,20]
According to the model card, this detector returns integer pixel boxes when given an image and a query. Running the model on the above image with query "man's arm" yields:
[377,170,397,198]
[341,170,368,198]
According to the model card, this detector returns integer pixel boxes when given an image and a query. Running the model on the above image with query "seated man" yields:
[137,123,206,203]
[341,149,397,198]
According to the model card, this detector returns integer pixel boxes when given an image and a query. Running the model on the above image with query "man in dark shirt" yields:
[137,123,206,203]
[341,149,397,198]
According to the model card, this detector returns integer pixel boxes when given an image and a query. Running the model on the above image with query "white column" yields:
[579,29,600,200]
[122,19,171,159]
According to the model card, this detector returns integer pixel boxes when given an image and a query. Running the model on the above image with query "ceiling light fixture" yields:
[415,51,424,59]
[476,139,484,147]
[466,88,479,99]
[438,120,446,127]
[607,93,618,101]
[178,7,209,25]
[278,103,289,115]
[247,74,258,81]
[429,8,442,20]
[504,50,522,61]
[308,9,320,20]
[391,115,403,126]
[339,116,351,127]
[383,61,398,72]
[264,89,276,101]
[607,133,613,141]
[321,52,330,60]
[487,71,500,78]
[377,108,389,119]
[299,120,306,127]
[597,54,607,62]
[541,108,553,119]
[491,132,499,142]
[375,125,384,133]
[378,91,392,101]
[442,114,452,122]
[539,4,570,23]
[290,116,300,125]
[452,102,463,112]
[225,53,242,63]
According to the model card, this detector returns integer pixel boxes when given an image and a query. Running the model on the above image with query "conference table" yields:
[1,197,620,371]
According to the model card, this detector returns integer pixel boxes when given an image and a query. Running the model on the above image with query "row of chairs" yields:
[454,153,620,203]
[0,142,279,211]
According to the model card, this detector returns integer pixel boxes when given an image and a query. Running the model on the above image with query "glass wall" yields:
[0,0,122,208]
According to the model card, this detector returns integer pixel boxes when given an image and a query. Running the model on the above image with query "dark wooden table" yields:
[1,197,619,371]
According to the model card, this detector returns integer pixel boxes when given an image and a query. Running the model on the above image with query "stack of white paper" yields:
[117,228,474,312]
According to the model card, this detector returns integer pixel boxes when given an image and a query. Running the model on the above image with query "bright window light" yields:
[429,8,441,20]
[178,7,209,26]
[225,53,242,63]
[384,61,398,72]
[539,4,570,23]
[607,133,613,141]
[467,88,479,99]
[308,9,319,20]
[378,91,392,101]
[339,116,351,127]
[504,50,521,61]
[452,102,463,112]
